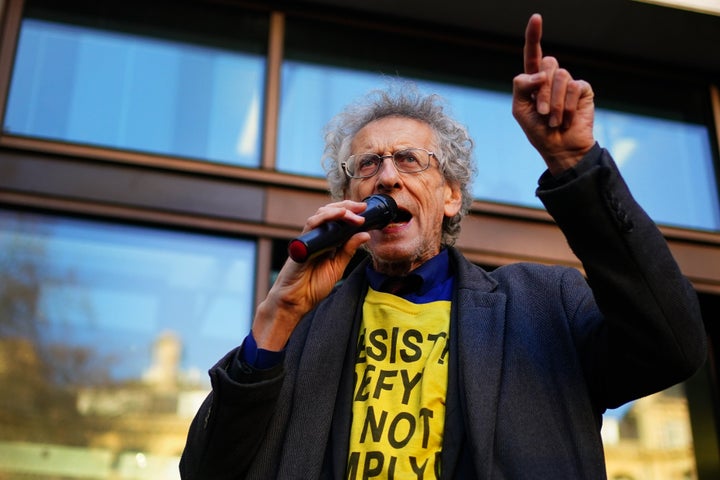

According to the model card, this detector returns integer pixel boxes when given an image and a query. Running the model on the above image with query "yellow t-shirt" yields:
[347,288,450,479]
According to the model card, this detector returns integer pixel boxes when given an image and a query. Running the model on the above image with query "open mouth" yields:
[391,209,412,224]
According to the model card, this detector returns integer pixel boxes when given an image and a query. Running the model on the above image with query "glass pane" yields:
[603,385,699,480]
[5,16,265,167]
[278,61,720,231]
[594,110,719,232]
[0,210,256,479]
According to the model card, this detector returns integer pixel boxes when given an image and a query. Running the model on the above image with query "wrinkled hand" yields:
[252,200,371,350]
[512,13,596,175]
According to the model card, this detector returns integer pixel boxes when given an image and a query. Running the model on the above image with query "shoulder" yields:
[491,262,581,283]
[490,262,587,301]
[449,247,582,289]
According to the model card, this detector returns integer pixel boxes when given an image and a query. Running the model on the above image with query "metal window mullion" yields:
[261,11,285,171]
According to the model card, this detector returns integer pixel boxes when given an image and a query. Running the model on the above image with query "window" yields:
[4,1,268,167]
[603,385,699,480]
[5,4,718,231]
[278,16,720,231]
[0,209,256,478]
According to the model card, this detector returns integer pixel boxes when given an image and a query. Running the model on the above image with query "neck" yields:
[370,246,443,276]
[372,258,414,277]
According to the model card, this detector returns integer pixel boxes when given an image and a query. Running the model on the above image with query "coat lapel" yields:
[450,250,507,478]
[277,262,368,479]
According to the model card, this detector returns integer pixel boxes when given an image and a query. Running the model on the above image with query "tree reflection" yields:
[0,216,209,478]
[0,229,100,445]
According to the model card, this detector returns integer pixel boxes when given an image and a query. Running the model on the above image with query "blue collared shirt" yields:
[365,248,454,303]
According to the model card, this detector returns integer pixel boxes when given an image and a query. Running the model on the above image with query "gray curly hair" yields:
[322,81,476,246]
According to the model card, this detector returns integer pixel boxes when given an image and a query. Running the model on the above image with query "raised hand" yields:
[512,13,596,175]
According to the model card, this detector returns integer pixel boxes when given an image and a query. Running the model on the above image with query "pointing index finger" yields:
[524,13,543,74]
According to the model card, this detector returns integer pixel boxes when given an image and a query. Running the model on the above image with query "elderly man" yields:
[180,14,706,479]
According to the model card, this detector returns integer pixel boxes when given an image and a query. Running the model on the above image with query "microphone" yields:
[288,194,398,263]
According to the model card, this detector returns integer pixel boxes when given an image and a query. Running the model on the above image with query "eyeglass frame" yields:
[341,147,438,179]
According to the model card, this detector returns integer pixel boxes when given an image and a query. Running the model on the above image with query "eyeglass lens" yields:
[347,149,430,178]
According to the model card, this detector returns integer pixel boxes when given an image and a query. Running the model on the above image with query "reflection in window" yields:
[278,62,720,231]
[602,385,698,480]
[0,210,255,478]
[5,18,265,167]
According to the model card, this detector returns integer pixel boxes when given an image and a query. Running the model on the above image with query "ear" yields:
[443,182,463,218]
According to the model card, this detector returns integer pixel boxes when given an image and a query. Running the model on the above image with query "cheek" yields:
[346,181,372,201]
[416,197,449,232]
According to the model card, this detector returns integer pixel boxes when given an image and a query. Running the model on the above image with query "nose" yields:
[374,156,402,192]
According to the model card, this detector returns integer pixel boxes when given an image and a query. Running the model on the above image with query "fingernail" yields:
[548,116,559,127]
[538,101,549,115]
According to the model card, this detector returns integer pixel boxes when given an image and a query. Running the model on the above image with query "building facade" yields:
[0,0,718,478]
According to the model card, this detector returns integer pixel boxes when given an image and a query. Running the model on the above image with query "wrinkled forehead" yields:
[349,116,438,153]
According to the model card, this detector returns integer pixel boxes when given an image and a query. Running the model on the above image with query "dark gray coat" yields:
[180,146,706,479]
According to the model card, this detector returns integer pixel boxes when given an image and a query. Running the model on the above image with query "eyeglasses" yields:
[342,148,437,179]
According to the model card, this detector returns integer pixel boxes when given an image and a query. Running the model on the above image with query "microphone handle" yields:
[288,194,397,263]
[288,221,361,263]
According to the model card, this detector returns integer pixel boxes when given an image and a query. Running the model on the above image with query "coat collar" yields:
[276,257,369,478]
[449,248,507,478]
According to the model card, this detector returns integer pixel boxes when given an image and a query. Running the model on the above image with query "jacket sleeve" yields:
[536,143,707,409]
[179,348,285,480]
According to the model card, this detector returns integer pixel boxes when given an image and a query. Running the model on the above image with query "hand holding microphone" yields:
[288,194,398,263]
